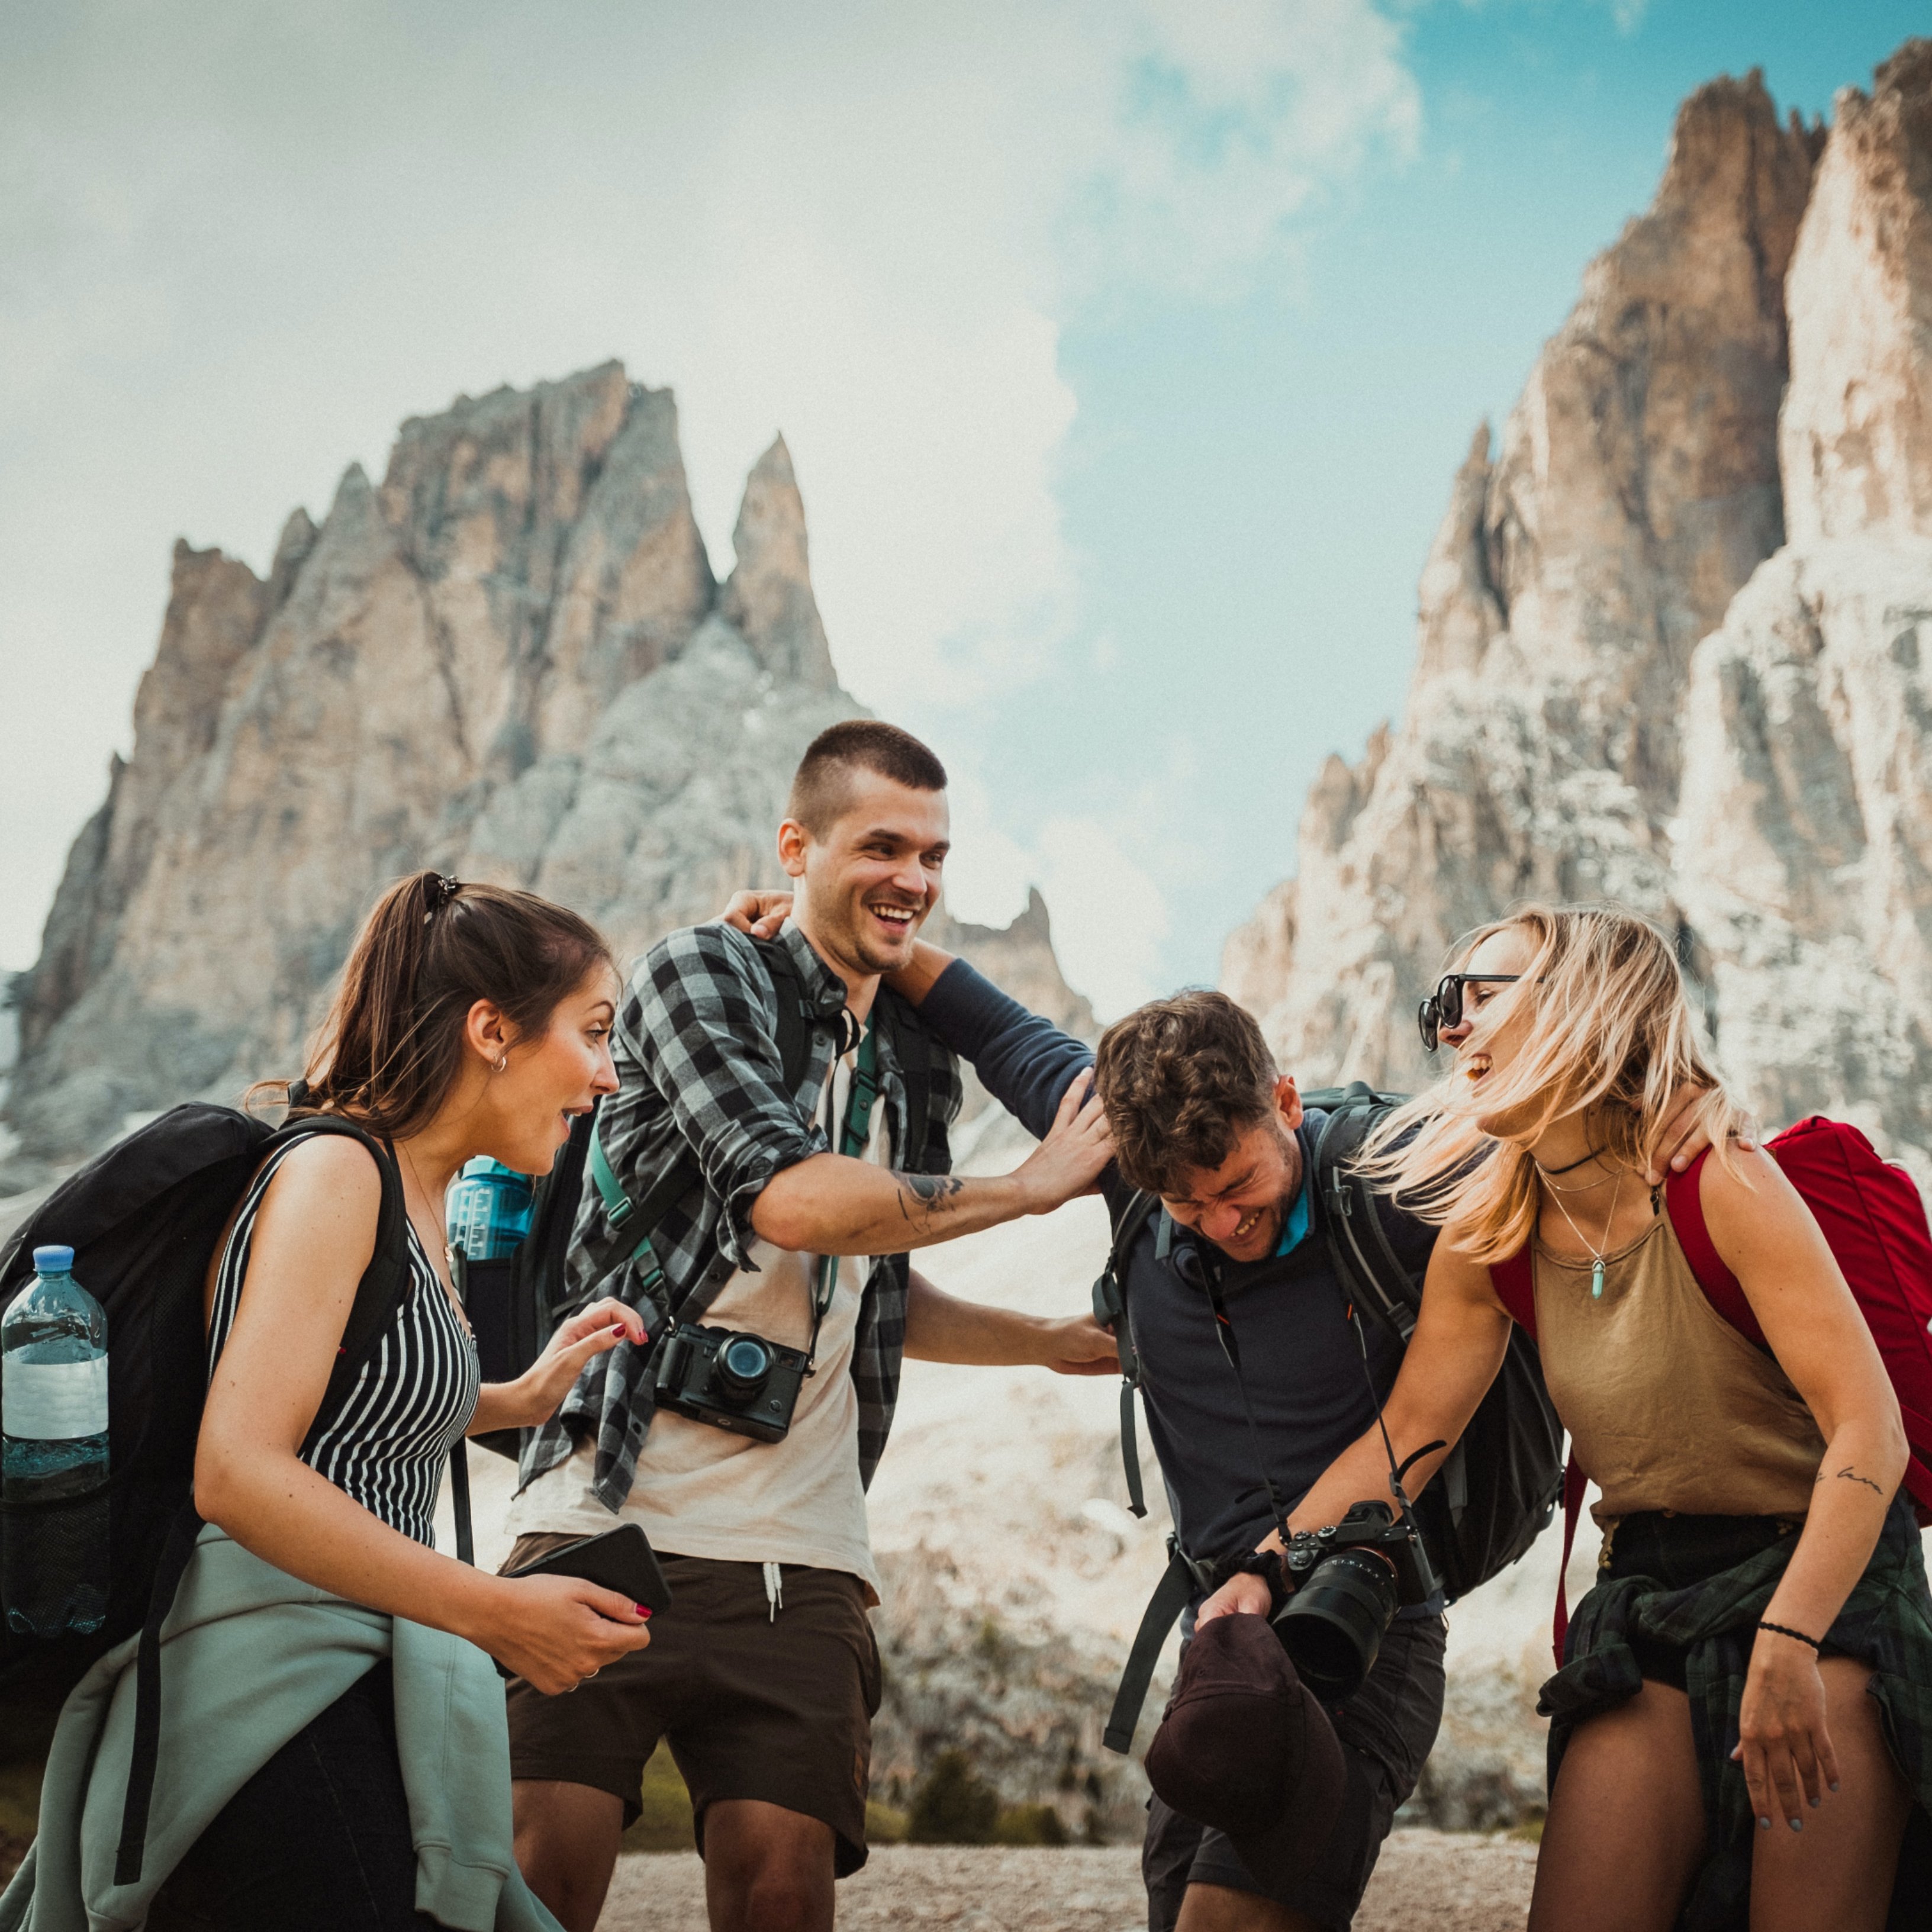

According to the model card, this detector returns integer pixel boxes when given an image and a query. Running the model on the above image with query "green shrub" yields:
[907,1750,1000,1844]
[620,1741,695,1853]
[866,1799,911,1843]
[993,1802,1068,1847]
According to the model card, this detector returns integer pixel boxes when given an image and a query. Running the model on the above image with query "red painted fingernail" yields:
[637,1605,652,1619]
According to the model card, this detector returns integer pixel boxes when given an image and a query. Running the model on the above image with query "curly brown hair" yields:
[1093,990,1281,1197]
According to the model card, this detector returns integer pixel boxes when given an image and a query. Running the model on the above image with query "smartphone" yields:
[505,1524,674,1617]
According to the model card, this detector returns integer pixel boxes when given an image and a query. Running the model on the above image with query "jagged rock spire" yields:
[719,436,837,690]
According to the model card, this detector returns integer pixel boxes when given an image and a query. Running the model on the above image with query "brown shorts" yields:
[502,1536,882,1876]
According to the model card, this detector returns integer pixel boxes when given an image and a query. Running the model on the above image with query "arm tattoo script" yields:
[896,1171,965,1227]
[1816,1463,1886,1498]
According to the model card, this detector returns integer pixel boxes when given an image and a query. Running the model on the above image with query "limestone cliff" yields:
[5,366,1086,1175]
[1225,56,1932,1169]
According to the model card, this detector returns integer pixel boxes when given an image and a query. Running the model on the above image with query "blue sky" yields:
[2,1,1923,1015]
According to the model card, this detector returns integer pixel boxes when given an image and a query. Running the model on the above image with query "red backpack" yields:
[1490,1116,1932,1662]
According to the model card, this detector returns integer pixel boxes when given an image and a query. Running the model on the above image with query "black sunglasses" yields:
[1417,974,1522,1053]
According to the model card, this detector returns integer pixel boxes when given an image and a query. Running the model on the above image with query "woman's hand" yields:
[473,1572,655,1695]
[488,1299,649,1431]
[1734,1628,1840,1832]
[718,890,792,939]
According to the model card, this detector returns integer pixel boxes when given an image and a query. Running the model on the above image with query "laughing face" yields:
[781,768,949,982]
[1158,1078,1306,1265]
[1444,925,1538,1129]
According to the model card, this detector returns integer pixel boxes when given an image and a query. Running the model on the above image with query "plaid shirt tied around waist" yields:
[1539,1493,1932,1930]
[517,919,960,1512]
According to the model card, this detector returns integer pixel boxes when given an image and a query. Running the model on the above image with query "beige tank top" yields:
[1533,1209,1824,1529]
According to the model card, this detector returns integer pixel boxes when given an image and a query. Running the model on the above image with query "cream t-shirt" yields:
[508,1025,887,1598]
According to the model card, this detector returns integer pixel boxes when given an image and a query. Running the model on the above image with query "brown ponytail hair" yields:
[259,871,614,1138]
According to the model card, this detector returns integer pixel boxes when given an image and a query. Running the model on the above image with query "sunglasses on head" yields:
[1416,974,1522,1053]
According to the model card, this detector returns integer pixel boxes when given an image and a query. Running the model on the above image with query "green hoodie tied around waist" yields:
[0,1525,561,1932]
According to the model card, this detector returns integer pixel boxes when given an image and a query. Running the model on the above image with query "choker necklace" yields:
[1535,1145,1606,1178]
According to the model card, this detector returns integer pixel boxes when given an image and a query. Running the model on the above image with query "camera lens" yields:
[716,1334,774,1400]
[1271,1549,1400,1701]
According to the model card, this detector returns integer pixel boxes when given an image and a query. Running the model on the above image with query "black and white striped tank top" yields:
[208,1132,481,1547]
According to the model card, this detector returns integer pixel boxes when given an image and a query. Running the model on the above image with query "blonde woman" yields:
[1199,906,1932,1932]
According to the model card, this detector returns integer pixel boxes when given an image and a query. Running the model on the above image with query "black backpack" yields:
[0,1103,416,1879]
[1094,1082,1564,1752]
[461,933,938,1456]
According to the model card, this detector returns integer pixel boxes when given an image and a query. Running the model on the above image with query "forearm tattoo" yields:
[1816,1463,1886,1498]
[896,1171,965,1228]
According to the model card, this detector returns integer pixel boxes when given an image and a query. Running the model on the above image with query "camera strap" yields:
[804,1013,881,1370]
[1180,1227,1292,1547]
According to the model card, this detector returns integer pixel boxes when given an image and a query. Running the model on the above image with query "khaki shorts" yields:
[502,1537,883,1876]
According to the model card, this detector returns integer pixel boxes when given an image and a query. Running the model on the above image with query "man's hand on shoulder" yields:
[717,889,791,941]
[1011,1068,1113,1213]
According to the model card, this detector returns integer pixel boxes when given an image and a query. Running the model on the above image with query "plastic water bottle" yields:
[445,1160,534,1261]
[2,1245,110,1637]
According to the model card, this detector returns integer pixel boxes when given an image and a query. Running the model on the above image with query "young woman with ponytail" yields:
[1223,906,1932,1932]
[143,871,655,1931]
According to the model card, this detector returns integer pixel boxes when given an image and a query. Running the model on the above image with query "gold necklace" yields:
[1547,1166,1626,1302]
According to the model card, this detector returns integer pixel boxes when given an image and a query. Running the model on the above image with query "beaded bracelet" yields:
[1757,1619,1823,1650]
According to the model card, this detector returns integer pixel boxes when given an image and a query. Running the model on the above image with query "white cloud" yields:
[0,0,1418,972]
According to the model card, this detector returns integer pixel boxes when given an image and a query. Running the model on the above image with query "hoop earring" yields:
[494,1056,507,1073]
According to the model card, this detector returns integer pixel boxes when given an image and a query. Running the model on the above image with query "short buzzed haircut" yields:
[787,720,948,835]
[1094,991,1281,1197]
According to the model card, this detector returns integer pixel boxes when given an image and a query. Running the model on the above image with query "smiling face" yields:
[1158,1078,1306,1264]
[470,967,622,1176]
[1446,925,1540,1132]
[781,768,949,983]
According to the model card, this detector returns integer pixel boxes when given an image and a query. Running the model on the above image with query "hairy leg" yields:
[701,1798,837,1932]
[1750,1656,1910,1932]
[511,1779,625,1932]
[1530,1682,1707,1932]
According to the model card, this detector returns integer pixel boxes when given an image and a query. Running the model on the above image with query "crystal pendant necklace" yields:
[1548,1165,1625,1300]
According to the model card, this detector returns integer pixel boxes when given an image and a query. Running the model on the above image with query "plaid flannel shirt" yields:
[517,919,961,1512]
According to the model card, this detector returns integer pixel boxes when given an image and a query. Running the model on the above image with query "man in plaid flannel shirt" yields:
[503,722,1117,1932]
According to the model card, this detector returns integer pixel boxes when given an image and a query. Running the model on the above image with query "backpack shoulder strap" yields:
[273,1118,413,1441]
[1664,1149,1765,1347]
[1490,1248,1538,1336]
[1093,1189,1160,1520]
[872,987,935,1173]
[751,935,817,1090]
[1312,1091,1416,1341]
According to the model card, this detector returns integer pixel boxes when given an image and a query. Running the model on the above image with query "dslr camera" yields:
[1270,1500,1440,1701]
[652,1323,810,1442]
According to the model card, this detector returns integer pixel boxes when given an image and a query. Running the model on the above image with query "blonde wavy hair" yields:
[1360,904,1749,1264]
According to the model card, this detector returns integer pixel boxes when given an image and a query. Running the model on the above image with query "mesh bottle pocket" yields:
[2,1483,110,1638]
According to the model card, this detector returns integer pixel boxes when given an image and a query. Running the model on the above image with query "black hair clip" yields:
[436,875,462,904]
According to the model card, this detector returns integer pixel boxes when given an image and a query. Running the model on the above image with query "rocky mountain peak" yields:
[1225,42,1932,1175]
[718,434,837,690]
[1782,40,1932,545]
[4,370,1082,1174]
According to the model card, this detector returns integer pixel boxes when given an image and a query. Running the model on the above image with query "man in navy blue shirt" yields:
[893,942,1445,1932]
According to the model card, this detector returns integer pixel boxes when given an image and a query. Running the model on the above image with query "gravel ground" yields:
[598,1830,1538,1930]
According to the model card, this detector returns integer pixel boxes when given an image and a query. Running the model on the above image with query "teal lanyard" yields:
[813,1019,881,1320]
[588,1016,883,1340]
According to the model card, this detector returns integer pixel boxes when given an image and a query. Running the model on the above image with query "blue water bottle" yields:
[445,1160,534,1261]
[2,1244,110,1637]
